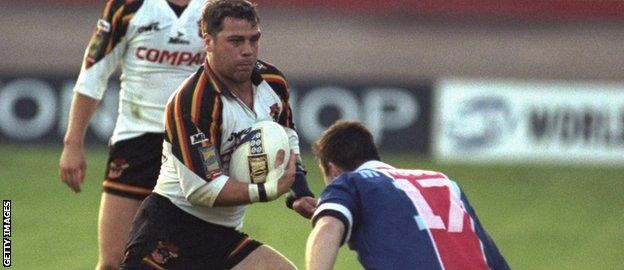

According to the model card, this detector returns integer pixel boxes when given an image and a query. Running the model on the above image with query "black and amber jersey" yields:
[73,0,206,143]
[154,59,301,228]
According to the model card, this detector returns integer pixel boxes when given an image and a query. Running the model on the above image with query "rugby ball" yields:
[229,121,291,184]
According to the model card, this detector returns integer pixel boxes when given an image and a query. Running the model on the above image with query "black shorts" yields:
[120,193,262,270]
[103,133,164,200]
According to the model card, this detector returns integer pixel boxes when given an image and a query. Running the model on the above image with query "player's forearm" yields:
[212,178,253,206]
[306,217,344,270]
[185,149,290,207]
[63,92,100,146]
[187,177,269,207]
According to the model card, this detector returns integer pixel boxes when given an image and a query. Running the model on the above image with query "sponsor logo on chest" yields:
[135,47,205,66]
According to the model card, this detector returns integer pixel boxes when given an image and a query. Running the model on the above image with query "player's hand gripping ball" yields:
[229,121,291,184]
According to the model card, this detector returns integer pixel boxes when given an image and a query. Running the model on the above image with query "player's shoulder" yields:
[107,0,144,8]
[102,0,144,16]
[255,59,289,98]
[256,59,287,79]
[125,0,145,11]
[327,169,396,192]
[326,171,365,190]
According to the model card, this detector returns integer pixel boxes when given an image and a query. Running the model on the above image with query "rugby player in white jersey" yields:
[59,0,206,269]
[120,0,316,269]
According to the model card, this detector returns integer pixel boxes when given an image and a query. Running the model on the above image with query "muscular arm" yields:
[184,150,296,207]
[306,216,345,270]
[59,92,100,193]
[212,178,254,206]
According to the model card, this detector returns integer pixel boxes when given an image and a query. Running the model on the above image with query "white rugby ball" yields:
[229,121,291,184]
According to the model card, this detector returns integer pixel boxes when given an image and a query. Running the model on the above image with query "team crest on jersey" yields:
[150,241,179,264]
[269,103,280,122]
[198,145,222,179]
[107,158,129,179]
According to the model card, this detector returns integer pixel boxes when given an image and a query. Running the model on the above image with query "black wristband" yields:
[285,172,315,209]
[285,194,297,209]
[257,183,268,202]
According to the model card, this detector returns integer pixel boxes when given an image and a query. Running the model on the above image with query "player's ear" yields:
[203,33,214,52]
[327,162,343,179]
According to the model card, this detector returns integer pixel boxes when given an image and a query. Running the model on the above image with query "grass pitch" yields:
[1,144,623,269]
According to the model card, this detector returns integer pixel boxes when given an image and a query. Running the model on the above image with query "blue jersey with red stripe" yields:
[311,161,509,270]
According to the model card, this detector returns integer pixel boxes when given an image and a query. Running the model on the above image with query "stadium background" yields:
[1,0,623,269]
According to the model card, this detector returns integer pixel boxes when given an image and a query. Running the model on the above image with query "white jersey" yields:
[154,60,300,228]
[74,0,206,144]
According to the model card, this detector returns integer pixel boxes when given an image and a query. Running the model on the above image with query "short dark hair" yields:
[313,120,381,174]
[200,0,259,36]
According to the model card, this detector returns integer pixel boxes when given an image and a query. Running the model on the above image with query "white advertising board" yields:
[435,78,624,165]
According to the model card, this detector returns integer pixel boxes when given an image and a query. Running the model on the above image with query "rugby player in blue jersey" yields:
[306,120,509,270]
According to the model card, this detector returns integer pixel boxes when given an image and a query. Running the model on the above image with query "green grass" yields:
[1,144,623,269]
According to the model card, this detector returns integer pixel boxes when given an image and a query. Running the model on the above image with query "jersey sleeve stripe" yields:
[122,13,134,29]
[208,77,221,94]
[164,103,174,142]
[105,6,125,54]
[261,74,289,90]
[203,62,225,94]
[312,202,354,245]
[166,75,194,142]
[280,101,293,128]
[102,0,114,18]
[209,91,223,152]
[191,71,207,125]
[171,68,220,179]
[173,87,194,171]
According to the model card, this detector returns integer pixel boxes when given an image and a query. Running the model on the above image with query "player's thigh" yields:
[98,193,142,259]
[232,244,296,270]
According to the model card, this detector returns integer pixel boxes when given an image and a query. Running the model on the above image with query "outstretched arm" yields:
[305,216,344,270]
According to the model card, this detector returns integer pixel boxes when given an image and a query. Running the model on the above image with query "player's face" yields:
[206,17,260,85]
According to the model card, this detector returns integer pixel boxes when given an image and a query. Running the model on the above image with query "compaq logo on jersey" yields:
[135,47,205,66]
